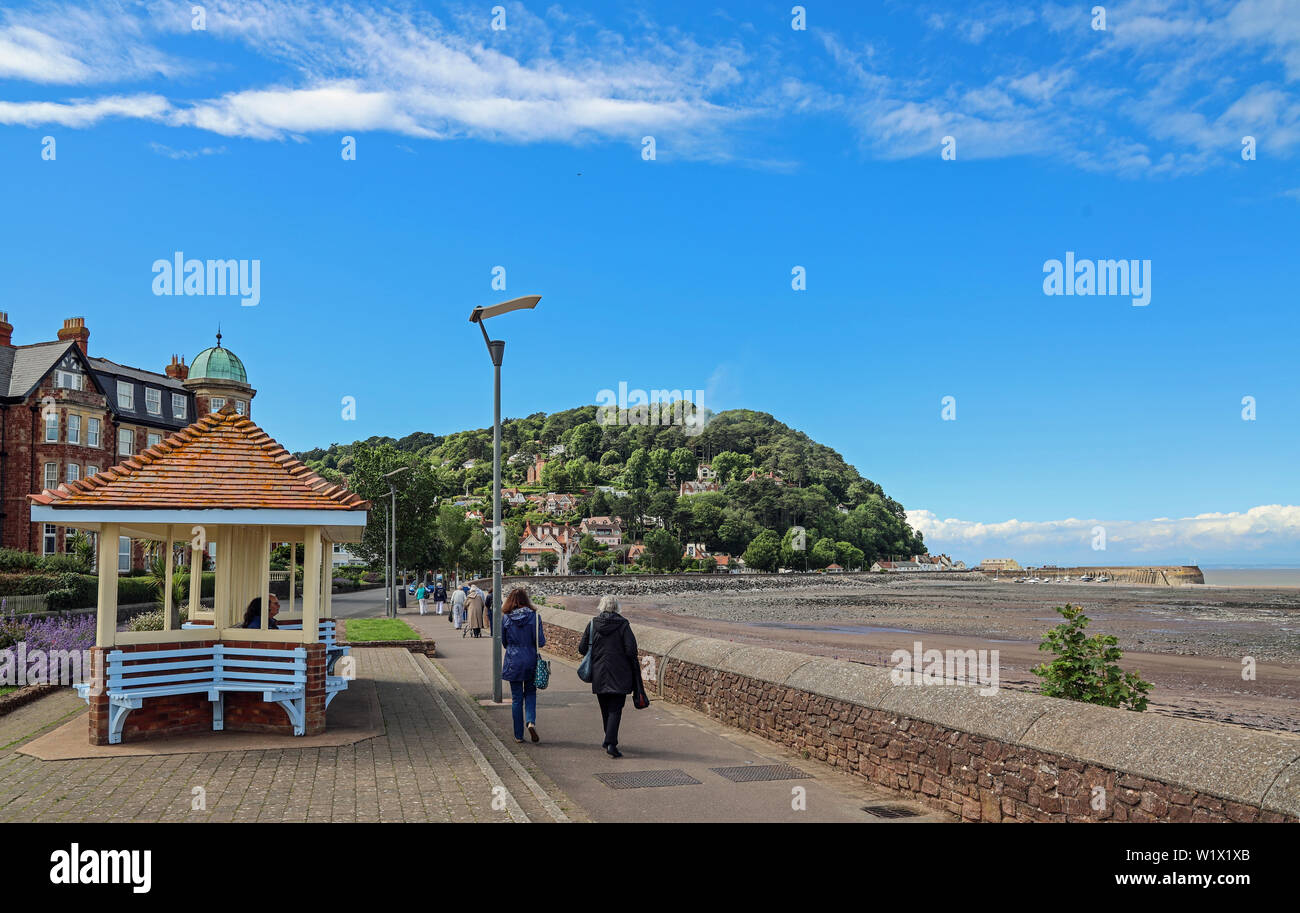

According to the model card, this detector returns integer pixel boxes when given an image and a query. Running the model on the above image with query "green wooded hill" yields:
[295,406,924,572]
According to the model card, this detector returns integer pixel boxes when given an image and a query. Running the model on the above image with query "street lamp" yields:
[384,466,411,619]
[469,294,541,703]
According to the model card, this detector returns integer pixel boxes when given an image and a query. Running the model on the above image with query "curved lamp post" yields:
[469,294,541,702]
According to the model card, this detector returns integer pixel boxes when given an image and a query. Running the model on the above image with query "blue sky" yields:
[2,0,1298,565]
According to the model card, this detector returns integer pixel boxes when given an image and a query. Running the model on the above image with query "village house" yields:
[579,515,624,547]
[679,479,721,497]
[683,542,710,560]
[500,487,527,507]
[526,455,547,484]
[741,468,786,485]
[5,314,255,570]
[518,520,579,573]
[871,554,966,573]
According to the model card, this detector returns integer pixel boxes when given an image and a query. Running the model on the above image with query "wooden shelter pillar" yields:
[95,523,119,648]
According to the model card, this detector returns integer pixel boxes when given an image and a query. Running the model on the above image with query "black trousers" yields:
[597,693,626,747]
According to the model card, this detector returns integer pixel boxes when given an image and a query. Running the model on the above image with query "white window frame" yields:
[145,387,162,415]
[118,427,134,456]
[117,380,134,410]
[172,393,187,420]
[44,462,59,490]
[118,537,131,573]
[86,465,99,477]
[210,397,226,413]
[66,463,80,483]
[56,370,83,391]
[45,411,59,442]
[44,524,58,556]
[67,413,81,445]
[147,432,163,448]
[88,416,101,447]
[234,400,246,415]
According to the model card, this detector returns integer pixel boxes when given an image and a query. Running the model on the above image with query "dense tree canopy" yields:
[295,406,924,573]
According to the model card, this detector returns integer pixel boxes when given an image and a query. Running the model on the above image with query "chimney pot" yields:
[57,316,89,355]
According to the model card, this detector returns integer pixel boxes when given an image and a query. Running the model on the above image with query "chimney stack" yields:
[165,354,189,380]
[58,317,89,354]
[0,312,11,347]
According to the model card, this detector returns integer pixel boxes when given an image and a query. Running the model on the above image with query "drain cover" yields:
[710,764,809,783]
[862,804,923,819]
[594,769,702,790]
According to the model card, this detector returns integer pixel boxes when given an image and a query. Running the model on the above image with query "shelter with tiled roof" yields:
[31,403,369,648]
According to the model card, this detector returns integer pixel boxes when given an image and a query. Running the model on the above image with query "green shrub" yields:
[0,549,41,573]
[1032,604,1152,711]
[39,553,92,574]
[0,573,63,596]
[118,576,160,605]
[128,605,191,632]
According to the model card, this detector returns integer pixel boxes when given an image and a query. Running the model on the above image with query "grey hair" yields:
[596,595,621,614]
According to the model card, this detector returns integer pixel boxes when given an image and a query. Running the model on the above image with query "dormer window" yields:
[172,393,187,420]
[116,380,133,410]
[145,388,162,415]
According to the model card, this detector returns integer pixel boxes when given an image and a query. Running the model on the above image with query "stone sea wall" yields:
[539,607,1298,822]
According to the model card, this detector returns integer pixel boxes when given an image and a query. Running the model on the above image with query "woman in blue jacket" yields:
[500,587,546,743]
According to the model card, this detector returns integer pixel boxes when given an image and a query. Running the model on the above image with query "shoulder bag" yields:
[533,611,551,690]
[576,618,597,683]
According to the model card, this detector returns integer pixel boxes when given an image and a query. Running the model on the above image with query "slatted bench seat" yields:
[181,620,349,675]
[75,645,308,744]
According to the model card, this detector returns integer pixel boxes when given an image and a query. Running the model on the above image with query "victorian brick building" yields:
[0,313,256,570]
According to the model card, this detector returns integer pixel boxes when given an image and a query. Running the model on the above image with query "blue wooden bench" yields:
[75,645,316,744]
[181,619,350,674]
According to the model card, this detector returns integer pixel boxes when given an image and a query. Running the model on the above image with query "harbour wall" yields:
[988,566,1206,586]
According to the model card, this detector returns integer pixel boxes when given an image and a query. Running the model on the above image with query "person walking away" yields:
[466,586,486,638]
[433,577,447,616]
[416,582,428,616]
[500,587,545,743]
[451,585,467,630]
[578,595,640,758]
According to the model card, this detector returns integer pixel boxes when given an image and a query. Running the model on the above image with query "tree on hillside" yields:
[644,528,681,571]
[742,530,781,572]
[437,502,476,581]
[344,444,441,573]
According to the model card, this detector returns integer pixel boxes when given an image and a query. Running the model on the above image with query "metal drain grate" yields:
[710,764,809,783]
[594,769,702,790]
[862,804,923,819]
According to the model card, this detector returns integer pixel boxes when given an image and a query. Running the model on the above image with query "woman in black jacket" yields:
[577,595,640,758]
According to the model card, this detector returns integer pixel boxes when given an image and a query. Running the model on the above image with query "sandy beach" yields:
[541,574,1300,736]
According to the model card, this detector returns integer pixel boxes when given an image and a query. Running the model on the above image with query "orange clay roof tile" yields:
[29,403,370,512]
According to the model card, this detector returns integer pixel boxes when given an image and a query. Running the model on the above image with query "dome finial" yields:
[216,324,222,348]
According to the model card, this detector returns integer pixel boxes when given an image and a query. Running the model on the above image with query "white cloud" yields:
[908,504,1300,563]
[0,94,169,127]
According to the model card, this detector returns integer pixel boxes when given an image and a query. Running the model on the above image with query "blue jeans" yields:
[509,675,537,740]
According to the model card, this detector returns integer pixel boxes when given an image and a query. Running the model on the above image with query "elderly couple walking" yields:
[500,591,642,757]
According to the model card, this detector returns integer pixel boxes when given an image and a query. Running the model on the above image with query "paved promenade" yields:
[0,594,940,823]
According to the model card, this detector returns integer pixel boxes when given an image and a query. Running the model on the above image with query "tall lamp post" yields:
[469,294,541,703]
[384,466,410,618]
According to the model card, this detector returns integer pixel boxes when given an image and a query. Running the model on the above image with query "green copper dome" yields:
[189,334,247,383]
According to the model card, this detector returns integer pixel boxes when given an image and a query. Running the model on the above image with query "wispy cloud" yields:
[149,141,227,159]
[2,0,1298,175]
[909,504,1300,563]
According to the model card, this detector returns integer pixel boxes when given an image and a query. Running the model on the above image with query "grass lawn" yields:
[344,618,421,642]
[0,686,18,696]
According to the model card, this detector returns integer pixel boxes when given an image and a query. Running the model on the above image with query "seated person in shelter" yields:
[243,594,281,629]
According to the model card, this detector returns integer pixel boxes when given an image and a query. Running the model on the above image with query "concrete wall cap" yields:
[1022,702,1300,812]
[875,682,1051,744]
[782,659,895,707]
[717,645,818,686]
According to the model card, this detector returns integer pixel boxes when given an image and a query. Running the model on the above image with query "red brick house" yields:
[1,313,255,570]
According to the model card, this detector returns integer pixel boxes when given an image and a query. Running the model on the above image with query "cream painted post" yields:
[189,531,202,620]
[288,541,296,617]
[163,529,176,631]
[302,527,322,646]
[96,522,119,647]
[260,528,272,630]
[322,537,333,621]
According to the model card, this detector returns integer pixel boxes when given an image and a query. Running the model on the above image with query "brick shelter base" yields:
[87,640,327,746]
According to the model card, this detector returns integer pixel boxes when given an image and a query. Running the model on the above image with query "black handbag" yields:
[632,659,649,709]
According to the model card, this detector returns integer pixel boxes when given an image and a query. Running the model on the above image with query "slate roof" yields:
[30,403,370,512]
[0,341,79,399]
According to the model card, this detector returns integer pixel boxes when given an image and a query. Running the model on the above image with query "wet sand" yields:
[551,576,1300,736]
